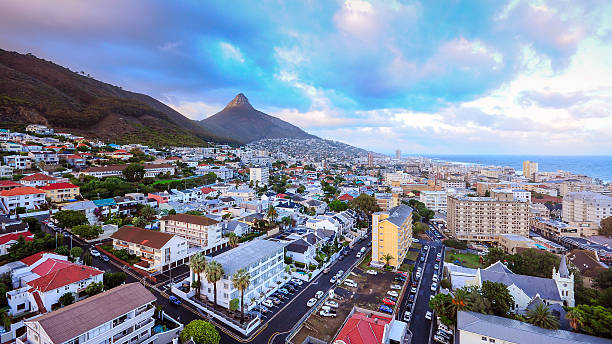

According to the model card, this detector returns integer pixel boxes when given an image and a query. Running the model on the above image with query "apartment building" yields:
[562,192,612,234]
[491,188,531,202]
[81,163,175,178]
[0,187,46,214]
[193,239,286,310]
[372,204,413,268]
[196,165,234,180]
[438,180,466,189]
[0,165,13,179]
[3,155,32,170]
[160,213,228,253]
[447,193,530,243]
[249,165,269,185]
[110,226,190,271]
[19,283,157,344]
[40,182,80,203]
[374,193,399,212]
[27,151,59,165]
[531,216,580,238]
[419,191,448,212]
[523,160,539,181]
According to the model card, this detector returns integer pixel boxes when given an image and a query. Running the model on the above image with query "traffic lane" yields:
[409,242,439,344]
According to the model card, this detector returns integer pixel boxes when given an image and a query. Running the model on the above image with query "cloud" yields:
[518,90,589,108]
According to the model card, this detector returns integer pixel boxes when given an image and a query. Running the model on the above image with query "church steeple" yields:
[559,255,570,278]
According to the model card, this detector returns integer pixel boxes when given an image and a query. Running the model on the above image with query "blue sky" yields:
[1,0,611,155]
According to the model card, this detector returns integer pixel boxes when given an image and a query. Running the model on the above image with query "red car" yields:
[382,298,396,306]
[396,271,408,277]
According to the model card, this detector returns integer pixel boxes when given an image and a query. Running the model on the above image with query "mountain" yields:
[0,49,236,146]
[198,93,317,144]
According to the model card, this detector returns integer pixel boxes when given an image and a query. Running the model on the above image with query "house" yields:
[110,149,133,160]
[20,173,58,187]
[0,180,22,191]
[285,238,318,265]
[40,182,80,203]
[19,283,157,344]
[81,164,175,178]
[191,239,286,310]
[110,226,190,271]
[332,307,409,344]
[59,200,98,225]
[303,199,327,214]
[457,311,610,344]
[225,187,255,201]
[160,213,228,254]
[92,198,118,217]
[0,231,33,255]
[65,154,86,167]
[0,165,13,179]
[2,142,23,152]
[0,216,29,234]
[0,187,46,214]
[3,155,32,170]
[372,204,413,268]
[27,151,59,165]
[222,220,251,237]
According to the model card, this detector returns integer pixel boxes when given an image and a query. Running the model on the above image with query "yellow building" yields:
[372,204,413,268]
[40,182,80,202]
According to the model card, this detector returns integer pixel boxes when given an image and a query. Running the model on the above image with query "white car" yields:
[424,245,429,250]
[90,249,101,257]
[337,270,344,276]
[360,247,366,253]
[315,290,324,299]
[403,311,412,322]
[387,290,399,297]
[307,298,318,307]
[425,310,433,320]
[324,300,339,308]
[432,275,439,283]
[431,282,438,292]
[262,300,273,308]
[366,270,378,275]
[292,279,303,286]
[410,287,417,294]
[344,279,358,288]
[356,253,362,258]
[390,284,402,290]
[434,263,439,270]
[412,238,420,243]
[330,275,338,284]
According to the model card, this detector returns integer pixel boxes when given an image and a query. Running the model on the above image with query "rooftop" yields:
[162,213,219,226]
[111,226,175,249]
[209,239,286,276]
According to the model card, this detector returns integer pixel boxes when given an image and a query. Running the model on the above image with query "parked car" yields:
[330,275,338,284]
[168,296,181,306]
[315,290,324,299]
[360,247,366,253]
[434,263,439,270]
[366,269,378,275]
[307,298,318,307]
[436,330,452,341]
[278,288,289,294]
[438,325,453,336]
[424,245,429,251]
[433,335,450,344]
[338,256,344,261]
[90,249,101,257]
[262,300,274,308]
[386,290,399,297]
[432,275,438,283]
[379,305,393,314]
[319,310,337,317]
[323,267,331,274]
[425,310,433,320]
[292,279,303,286]
[410,287,417,294]
[356,253,362,258]
[386,296,397,302]
[324,300,339,308]
[337,270,344,276]
[412,238,420,243]
[270,297,281,305]
[390,284,402,290]
[403,311,412,322]
[382,298,396,306]
[408,294,415,304]
[101,255,110,262]
[431,282,438,292]
[344,279,358,288]
[420,256,425,262]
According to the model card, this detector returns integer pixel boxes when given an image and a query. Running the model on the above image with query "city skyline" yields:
[1,0,611,155]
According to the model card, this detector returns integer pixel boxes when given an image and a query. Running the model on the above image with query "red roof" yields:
[0,180,22,187]
[40,182,79,190]
[277,193,288,198]
[334,312,391,344]
[31,258,73,276]
[0,186,46,196]
[20,173,57,182]
[20,252,54,266]
[113,149,129,153]
[338,194,354,201]
[201,187,215,194]
[0,231,33,245]
[67,154,83,159]
[27,264,103,292]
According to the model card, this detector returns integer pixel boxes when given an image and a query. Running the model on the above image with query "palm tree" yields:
[266,205,278,223]
[525,304,560,330]
[429,295,447,317]
[227,233,239,248]
[451,288,469,313]
[566,308,584,332]
[382,253,394,267]
[205,260,224,309]
[231,268,251,324]
[189,253,206,298]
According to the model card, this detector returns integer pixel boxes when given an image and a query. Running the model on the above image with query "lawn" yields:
[445,251,483,269]
[398,262,414,273]
[152,179,181,185]
[404,250,419,262]
[411,242,422,250]
[358,252,372,270]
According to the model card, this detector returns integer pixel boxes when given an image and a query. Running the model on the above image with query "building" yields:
[562,192,612,236]
[81,163,175,178]
[438,180,467,189]
[419,190,448,212]
[332,307,408,344]
[498,234,537,254]
[367,153,373,167]
[160,213,228,254]
[3,155,32,170]
[447,193,529,243]
[457,311,609,344]
[0,180,21,191]
[0,231,33,255]
[249,165,269,186]
[523,160,539,181]
[27,151,59,165]
[19,283,157,344]
[531,217,580,238]
[192,239,286,310]
[40,182,80,203]
[395,149,401,160]
[0,187,46,214]
[374,193,399,212]
[491,188,531,202]
[0,165,13,179]
[20,173,58,187]
[372,204,413,268]
[195,165,234,180]
[110,226,190,271]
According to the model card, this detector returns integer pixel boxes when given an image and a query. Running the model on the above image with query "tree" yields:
[348,194,381,217]
[231,268,251,324]
[180,320,220,344]
[139,205,157,220]
[296,185,305,194]
[480,281,514,317]
[266,205,278,223]
[594,268,612,289]
[524,303,560,329]
[600,216,612,238]
[189,253,206,298]
[484,247,507,267]
[382,253,394,267]
[85,281,104,296]
[59,292,74,306]
[281,216,292,230]
[122,163,145,182]
[451,288,470,313]
[55,245,70,256]
[227,233,239,248]
[328,200,348,212]
[229,298,239,312]
[103,272,126,290]
[566,308,584,332]
[132,216,148,228]
[570,305,612,338]
[53,210,87,228]
[22,217,41,232]
[440,279,452,290]
[72,224,103,239]
[205,261,224,310]
[514,249,560,278]
[169,209,177,215]
[70,246,83,260]
[413,222,427,236]
[83,252,93,266]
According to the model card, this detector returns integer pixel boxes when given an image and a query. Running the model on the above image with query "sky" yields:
[1,0,611,155]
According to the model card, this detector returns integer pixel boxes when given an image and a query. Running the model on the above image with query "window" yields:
[482,337,487,341]
[489,339,495,343]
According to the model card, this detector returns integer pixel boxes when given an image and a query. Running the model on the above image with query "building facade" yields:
[249,166,269,186]
[372,205,413,268]
[0,187,46,214]
[523,160,539,181]
[160,213,228,254]
[40,182,80,203]
[562,192,612,235]
[419,191,448,212]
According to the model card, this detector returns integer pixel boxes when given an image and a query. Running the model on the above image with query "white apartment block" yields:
[249,166,269,186]
[19,283,157,344]
[160,213,228,254]
[438,180,467,189]
[27,151,59,165]
[447,193,530,243]
[419,191,448,212]
[196,165,234,180]
[3,155,32,170]
[0,165,13,179]
[491,188,531,202]
[562,191,612,228]
[193,239,286,310]
[0,187,46,214]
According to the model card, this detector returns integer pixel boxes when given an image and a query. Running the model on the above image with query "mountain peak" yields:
[224,93,253,110]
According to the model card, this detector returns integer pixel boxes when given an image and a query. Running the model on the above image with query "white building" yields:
[196,165,234,180]
[160,213,228,254]
[419,191,448,212]
[0,187,46,214]
[27,151,59,165]
[249,166,269,186]
[0,165,13,179]
[19,283,157,344]
[193,239,286,310]
[3,155,32,170]
[562,191,612,227]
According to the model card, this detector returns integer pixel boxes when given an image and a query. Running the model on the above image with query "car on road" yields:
[315,290,324,299]
[382,298,395,306]
[412,238,420,243]
[262,300,274,308]
[390,284,402,290]
[292,279,303,286]
[387,290,399,297]
[330,275,338,284]
[344,279,358,288]
[324,300,339,308]
[403,311,412,322]
[431,282,438,292]
[101,255,110,262]
[90,249,101,257]
[425,310,433,320]
[356,252,362,258]
[434,263,439,270]
[410,287,417,294]
[366,269,378,275]
[307,298,318,307]
[168,296,181,306]
[323,267,331,274]
[408,294,415,304]
[379,305,393,314]
[433,335,450,344]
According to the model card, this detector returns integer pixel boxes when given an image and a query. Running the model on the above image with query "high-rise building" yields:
[367,153,373,167]
[372,205,413,268]
[447,193,530,243]
[249,165,269,185]
[522,160,538,181]
[562,191,612,236]
[395,149,401,160]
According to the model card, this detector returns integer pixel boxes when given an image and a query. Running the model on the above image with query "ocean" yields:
[423,155,612,183]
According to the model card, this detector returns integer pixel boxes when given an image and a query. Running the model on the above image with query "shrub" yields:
[443,239,468,250]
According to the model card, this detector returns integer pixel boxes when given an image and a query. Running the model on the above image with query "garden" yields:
[445,250,483,269]
[99,244,141,265]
